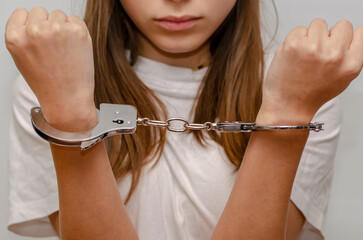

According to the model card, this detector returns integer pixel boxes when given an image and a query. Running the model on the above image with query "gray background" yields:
[0,0,362,239]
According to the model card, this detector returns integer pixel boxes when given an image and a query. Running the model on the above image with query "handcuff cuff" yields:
[30,103,324,151]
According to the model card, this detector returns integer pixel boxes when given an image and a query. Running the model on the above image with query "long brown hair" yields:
[84,0,264,203]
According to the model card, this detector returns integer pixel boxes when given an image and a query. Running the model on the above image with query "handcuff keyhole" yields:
[113,118,124,124]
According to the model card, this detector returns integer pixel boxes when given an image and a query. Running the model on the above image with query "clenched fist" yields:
[258,19,363,125]
[5,7,97,132]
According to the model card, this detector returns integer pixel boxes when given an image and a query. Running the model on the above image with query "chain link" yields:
[137,117,217,133]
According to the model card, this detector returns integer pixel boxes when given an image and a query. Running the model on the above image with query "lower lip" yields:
[155,18,200,31]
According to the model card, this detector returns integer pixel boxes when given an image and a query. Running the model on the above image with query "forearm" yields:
[212,129,309,240]
[51,142,138,240]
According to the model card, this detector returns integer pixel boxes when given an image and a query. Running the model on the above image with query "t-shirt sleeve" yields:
[292,97,342,240]
[8,75,59,237]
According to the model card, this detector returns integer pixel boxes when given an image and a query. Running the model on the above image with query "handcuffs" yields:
[30,104,324,151]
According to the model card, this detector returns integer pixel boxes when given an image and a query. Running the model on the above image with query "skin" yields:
[5,8,97,132]
[120,0,236,68]
[5,0,363,239]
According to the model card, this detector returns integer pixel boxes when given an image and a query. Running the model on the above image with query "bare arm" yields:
[48,142,138,240]
[49,165,305,240]
[287,202,306,240]
[5,7,138,239]
[212,19,363,240]
[212,129,308,240]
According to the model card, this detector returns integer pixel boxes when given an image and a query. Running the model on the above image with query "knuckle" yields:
[308,43,319,52]
[68,23,86,36]
[283,39,299,54]
[5,29,24,49]
[27,23,43,37]
[304,43,320,57]
[27,22,65,38]
[345,61,362,78]
[50,22,62,33]
[325,50,344,64]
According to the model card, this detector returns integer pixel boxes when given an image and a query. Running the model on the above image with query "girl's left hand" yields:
[258,19,363,124]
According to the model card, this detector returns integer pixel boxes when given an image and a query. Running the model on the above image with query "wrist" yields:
[256,103,316,126]
[43,105,98,132]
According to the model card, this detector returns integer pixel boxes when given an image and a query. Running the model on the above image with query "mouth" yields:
[154,15,202,31]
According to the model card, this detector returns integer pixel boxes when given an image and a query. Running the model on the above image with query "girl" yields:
[6,0,362,239]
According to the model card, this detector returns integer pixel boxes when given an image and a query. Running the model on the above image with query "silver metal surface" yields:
[137,118,218,132]
[31,103,324,151]
[252,122,324,132]
[31,104,137,150]
[216,122,255,132]
[137,117,324,133]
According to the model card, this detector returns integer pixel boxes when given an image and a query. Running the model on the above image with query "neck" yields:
[137,33,211,69]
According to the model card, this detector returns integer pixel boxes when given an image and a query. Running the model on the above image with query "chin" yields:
[153,36,208,55]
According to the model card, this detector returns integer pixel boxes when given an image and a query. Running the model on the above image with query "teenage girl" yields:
[5,0,363,239]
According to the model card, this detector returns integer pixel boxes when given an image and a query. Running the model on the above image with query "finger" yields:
[349,27,363,60]
[66,15,90,38]
[48,9,68,22]
[330,20,354,50]
[26,6,48,24]
[288,25,308,38]
[67,15,87,26]
[284,25,308,47]
[290,25,308,37]
[6,8,28,30]
[307,18,329,40]
[67,15,89,33]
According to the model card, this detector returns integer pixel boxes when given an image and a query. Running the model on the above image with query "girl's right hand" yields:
[258,19,363,125]
[5,7,97,132]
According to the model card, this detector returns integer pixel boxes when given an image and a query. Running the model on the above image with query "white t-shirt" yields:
[8,55,342,239]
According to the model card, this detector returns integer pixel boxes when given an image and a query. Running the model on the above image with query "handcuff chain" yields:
[137,117,324,133]
[137,117,217,133]
[30,104,324,151]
